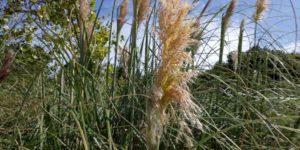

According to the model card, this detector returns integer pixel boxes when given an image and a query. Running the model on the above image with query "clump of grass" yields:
[146,0,202,149]
[2,0,300,149]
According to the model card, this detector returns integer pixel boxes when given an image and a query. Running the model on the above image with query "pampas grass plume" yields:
[222,0,236,31]
[253,0,267,22]
[117,0,128,33]
[146,0,202,148]
[137,0,150,27]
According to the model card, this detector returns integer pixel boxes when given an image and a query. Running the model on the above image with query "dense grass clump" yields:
[0,0,299,149]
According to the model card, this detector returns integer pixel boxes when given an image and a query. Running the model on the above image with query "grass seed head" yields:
[117,0,128,33]
[147,0,202,147]
[253,0,267,21]
[137,0,150,27]
[222,0,236,31]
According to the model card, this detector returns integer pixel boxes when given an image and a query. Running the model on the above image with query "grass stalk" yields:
[219,17,226,64]
[106,0,117,90]
[71,111,89,150]
[219,0,236,64]
[237,19,245,75]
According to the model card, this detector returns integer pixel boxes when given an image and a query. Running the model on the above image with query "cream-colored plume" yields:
[146,0,202,149]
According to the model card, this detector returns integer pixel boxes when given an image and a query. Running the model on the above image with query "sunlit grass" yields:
[0,0,299,149]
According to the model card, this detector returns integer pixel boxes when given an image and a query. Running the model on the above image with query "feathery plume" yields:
[222,0,236,32]
[253,0,267,22]
[0,50,15,82]
[117,0,128,33]
[137,0,150,27]
[176,120,194,148]
[146,0,202,148]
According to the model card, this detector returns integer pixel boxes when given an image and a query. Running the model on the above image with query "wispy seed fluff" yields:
[253,0,267,22]
[117,0,128,33]
[146,0,202,148]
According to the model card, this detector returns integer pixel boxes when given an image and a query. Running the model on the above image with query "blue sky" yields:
[95,0,299,45]
[94,0,300,67]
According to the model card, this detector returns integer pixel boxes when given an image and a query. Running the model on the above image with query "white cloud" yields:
[283,41,300,53]
[195,20,253,69]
